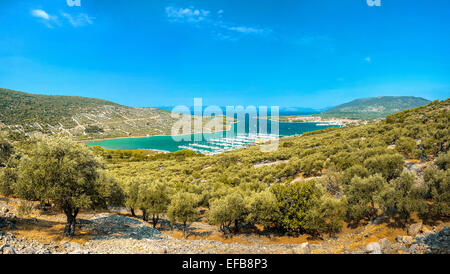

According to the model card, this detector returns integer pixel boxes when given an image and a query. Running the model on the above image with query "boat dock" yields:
[178,133,279,155]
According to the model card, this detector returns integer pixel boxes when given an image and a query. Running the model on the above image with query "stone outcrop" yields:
[407,222,423,236]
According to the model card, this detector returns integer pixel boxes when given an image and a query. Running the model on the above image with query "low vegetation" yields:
[0,99,449,239]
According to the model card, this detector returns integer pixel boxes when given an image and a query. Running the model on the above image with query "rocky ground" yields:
[1,201,449,255]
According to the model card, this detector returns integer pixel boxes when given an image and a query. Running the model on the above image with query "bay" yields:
[87,120,339,152]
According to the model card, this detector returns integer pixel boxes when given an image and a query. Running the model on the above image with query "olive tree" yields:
[377,171,426,226]
[208,190,248,234]
[270,180,322,234]
[342,165,370,185]
[0,133,14,227]
[138,181,170,227]
[395,137,416,157]
[300,154,326,176]
[245,190,280,229]
[345,174,386,223]
[124,179,140,217]
[423,167,450,217]
[0,132,14,167]
[0,133,16,195]
[435,151,450,171]
[364,153,404,181]
[0,153,20,197]
[167,192,199,238]
[304,195,347,237]
[14,137,122,237]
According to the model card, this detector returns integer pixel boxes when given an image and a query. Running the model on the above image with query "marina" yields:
[178,133,279,155]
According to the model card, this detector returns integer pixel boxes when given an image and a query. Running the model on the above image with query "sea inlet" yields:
[88,119,340,155]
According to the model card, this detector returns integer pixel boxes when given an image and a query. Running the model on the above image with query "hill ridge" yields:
[321,96,431,119]
[0,88,180,140]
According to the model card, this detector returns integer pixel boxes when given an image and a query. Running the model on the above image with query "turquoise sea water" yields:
[87,120,339,152]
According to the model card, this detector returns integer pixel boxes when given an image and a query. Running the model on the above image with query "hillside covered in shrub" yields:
[0,88,230,140]
[0,99,448,239]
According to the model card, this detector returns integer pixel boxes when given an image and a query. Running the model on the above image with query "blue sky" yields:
[0,0,449,108]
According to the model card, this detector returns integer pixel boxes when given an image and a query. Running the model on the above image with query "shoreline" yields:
[276,116,364,125]
[83,122,237,143]
[82,119,344,152]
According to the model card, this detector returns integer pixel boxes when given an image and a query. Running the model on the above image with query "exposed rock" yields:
[292,242,310,254]
[2,245,16,254]
[36,248,52,254]
[0,207,16,219]
[21,246,37,254]
[390,243,409,254]
[69,249,83,254]
[396,235,413,245]
[379,238,391,253]
[351,249,365,254]
[408,222,423,236]
[420,226,450,254]
[366,242,382,254]
[408,244,424,254]
[0,243,8,253]
[308,244,322,251]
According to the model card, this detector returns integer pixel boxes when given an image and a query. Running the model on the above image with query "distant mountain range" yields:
[321,96,431,119]
[157,106,324,116]
[158,96,431,120]
[0,88,434,140]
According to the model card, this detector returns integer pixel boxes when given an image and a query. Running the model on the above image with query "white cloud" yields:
[165,6,271,40]
[227,26,265,34]
[31,9,50,20]
[61,12,94,27]
[31,9,60,28]
[165,6,210,23]
[31,9,94,28]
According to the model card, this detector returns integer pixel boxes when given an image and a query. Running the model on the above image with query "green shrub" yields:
[271,180,322,234]
[435,151,450,171]
[304,195,347,236]
[245,190,280,229]
[13,137,121,236]
[342,165,370,185]
[423,167,450,217]
[208,190,247,234]
[396,137,416,157]
[167,192,199,237]
[345,174,386,223]
[377,171,426,226]
[364,153,404,181]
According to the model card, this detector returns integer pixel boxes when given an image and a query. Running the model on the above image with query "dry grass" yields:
[2,194,449,252]
[4,218,93,244]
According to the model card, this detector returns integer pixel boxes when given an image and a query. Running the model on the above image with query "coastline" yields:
[276,116,364,125]
[83,119,340,153]
[83,122,237,143]
[83,118,345,145]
